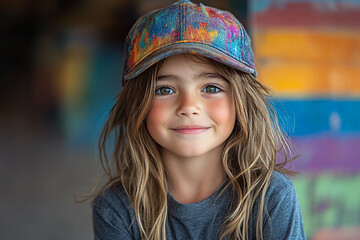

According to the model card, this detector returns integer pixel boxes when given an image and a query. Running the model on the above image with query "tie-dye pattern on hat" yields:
[123,0,256,83]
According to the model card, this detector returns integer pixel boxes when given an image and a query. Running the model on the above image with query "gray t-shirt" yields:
[92,172,305,239]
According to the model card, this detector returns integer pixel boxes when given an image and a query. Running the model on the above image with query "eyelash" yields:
[155,84,223,95]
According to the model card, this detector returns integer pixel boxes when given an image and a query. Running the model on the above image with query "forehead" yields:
[158,54,217,76]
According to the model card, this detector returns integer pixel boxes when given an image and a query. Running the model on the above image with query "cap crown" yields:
[123,0,256,82]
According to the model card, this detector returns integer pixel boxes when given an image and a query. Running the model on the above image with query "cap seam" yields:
[181,1,184,40]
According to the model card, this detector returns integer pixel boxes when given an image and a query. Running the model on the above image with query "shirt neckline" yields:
[167,179,231,218]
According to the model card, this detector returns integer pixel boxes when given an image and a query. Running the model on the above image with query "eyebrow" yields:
[157,72,226,82]
[157,74,180,81]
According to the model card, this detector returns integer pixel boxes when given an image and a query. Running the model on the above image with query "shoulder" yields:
[265,171,299,214]
[92,184,133,219]
[267,171,297,199]
[92,184,141,239]
[262,171,306,239]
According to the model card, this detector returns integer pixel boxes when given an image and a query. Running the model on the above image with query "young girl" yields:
[92,0,305,239]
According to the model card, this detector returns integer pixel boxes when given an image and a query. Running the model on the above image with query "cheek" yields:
[208,97,236,127]
[146,101,171,131]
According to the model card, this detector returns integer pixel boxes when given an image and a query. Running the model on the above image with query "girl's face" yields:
[146,54,236,159]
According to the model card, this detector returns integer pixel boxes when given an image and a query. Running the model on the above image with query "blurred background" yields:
[0,0,359,239]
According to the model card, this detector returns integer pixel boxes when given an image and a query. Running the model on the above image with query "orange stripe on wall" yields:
[254,29,360,95]
[257,62,360,96]
[254,29,360,62]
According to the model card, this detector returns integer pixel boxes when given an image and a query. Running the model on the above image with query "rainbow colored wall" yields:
[251,0,360,239]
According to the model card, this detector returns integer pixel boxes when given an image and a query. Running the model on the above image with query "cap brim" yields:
[124,42,257,81]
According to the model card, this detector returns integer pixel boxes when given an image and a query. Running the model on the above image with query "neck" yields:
[162,146,226,204]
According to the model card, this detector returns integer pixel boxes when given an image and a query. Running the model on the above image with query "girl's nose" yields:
[176,92,201,117]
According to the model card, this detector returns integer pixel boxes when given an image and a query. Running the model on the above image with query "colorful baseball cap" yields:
[122,0,257,84]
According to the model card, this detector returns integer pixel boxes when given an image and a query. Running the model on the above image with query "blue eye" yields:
[155,86,175,95]
[202,85,221,93]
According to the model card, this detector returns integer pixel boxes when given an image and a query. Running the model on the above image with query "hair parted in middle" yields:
[96,54,293,240]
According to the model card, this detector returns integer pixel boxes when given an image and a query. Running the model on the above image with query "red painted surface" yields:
[253,2,360,28]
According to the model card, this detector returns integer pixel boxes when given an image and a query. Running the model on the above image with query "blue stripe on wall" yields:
[270,98,360,136]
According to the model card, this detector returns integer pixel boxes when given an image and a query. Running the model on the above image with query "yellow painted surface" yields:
[254,29,360,95]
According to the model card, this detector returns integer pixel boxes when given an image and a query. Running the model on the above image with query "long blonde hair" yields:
[94,56,293,240]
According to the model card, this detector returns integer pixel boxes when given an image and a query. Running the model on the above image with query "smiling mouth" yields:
[171,126,210,134]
